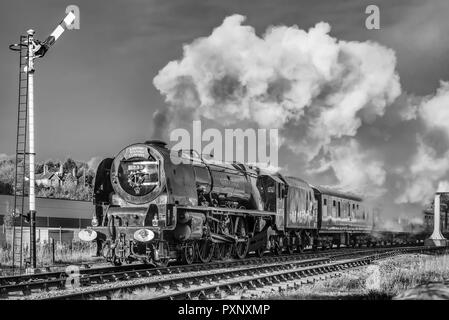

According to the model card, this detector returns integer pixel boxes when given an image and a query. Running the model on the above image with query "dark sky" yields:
[0,0,448,163]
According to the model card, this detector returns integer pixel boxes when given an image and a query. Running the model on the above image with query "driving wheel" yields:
[182,242,196,265]
[197,239,214,263]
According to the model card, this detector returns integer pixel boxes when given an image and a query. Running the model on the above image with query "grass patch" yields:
[266,253,449,300]
[0,241,99,269]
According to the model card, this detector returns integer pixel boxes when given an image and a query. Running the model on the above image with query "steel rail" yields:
[150,246,449,300]
[0,245,408,297]
[41,256,332,300]
[0,244,434,298]
[40,245,445,300]
[0,249,344,297]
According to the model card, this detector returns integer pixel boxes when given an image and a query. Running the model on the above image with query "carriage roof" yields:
[312,185,362,202]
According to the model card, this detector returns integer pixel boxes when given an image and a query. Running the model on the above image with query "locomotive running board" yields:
[176,205,274,217]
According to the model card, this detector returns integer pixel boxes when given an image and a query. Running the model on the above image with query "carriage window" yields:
[324,199,327,205]
[306,189,309,211]
[333,200,336,206]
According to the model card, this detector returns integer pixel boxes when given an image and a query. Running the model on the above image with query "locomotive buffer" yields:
[9,11,76,270]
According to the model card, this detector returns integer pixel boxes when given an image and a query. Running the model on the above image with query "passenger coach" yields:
[312,186,373,248]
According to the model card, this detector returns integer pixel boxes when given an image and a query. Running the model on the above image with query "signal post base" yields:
[424,238,448,247]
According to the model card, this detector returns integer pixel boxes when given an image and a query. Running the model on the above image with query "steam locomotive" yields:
[78,140,421,266]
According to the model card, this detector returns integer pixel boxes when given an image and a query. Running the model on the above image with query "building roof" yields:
[35,172,61,181]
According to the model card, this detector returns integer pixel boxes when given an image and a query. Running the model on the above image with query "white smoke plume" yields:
[395,139,449,204]
[87,156,102,171]
[153,14,449,212]
[309,139,387,198]
[395,84,449,203]
[438,181,449,193]
[154,15,400,135]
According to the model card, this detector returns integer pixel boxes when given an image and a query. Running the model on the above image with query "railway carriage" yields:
[312,186,373,248]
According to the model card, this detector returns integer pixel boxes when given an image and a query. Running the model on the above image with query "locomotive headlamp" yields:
[78,229,97,242]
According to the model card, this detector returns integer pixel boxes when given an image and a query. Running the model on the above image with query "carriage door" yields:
[275,183,285,231]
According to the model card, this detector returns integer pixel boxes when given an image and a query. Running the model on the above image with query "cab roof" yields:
[283,176,312,190]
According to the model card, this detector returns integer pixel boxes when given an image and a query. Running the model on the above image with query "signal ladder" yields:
[11,34,30,272]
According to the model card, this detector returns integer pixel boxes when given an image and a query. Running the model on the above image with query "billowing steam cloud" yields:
[154,15,400,135]
[153,14,449,213]
[395,83,449,204]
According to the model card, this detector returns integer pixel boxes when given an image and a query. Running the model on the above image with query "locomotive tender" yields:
[78,140,377,266]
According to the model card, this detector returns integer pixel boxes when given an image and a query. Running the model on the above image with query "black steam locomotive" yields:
[78,140,416,266]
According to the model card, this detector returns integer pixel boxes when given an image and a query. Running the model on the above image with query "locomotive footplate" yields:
[89,226,162,242]
[85,226,172,265]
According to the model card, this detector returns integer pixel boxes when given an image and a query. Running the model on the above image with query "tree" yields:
[0,158,15,184]
[3,212,14,228]
[46,160,60,172]
[63,158,77,175]
[0,156,94,201]
[0,158,15,195]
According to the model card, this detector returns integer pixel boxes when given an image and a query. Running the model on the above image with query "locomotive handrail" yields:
[9,43,28,51]
[176,205,275,217]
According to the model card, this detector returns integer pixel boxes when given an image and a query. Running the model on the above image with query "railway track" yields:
[0,244,414,298]
[35,245,447,300]
[1,246,364,298]
[142,246,449,300]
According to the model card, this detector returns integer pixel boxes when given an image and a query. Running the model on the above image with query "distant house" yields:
[36,172,61,188]
[63,167,79,187]
[35,164,62,188]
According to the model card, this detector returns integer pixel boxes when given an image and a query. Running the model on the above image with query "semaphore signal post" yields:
[8,11,77,271]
